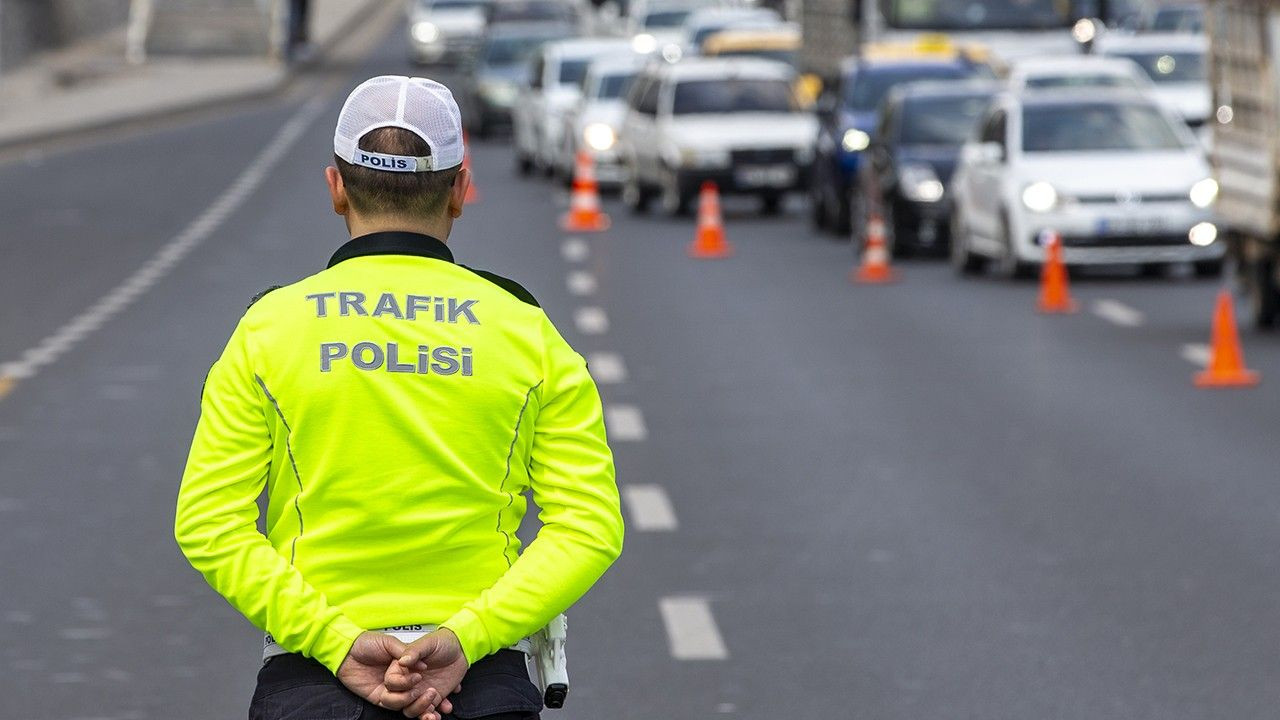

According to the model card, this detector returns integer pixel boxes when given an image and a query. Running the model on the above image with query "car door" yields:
[630,75,662,184]
[515,52,546,156]
[966,107,1008,243]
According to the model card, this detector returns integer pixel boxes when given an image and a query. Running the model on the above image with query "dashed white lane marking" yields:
[59,627,112,641]
[0,95,329,393]
[1181,343,1211,367]
[604,404,647,441]
[1092,299,1145,328]
[586,351,627,384]
[566,270,597,296]
[659,596,728,660]
[622,484,677,530]
[561,237,589,262]
[574,307,609,335]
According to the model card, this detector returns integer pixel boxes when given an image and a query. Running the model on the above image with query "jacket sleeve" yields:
[174,317,364,673]
[442,315,624,664]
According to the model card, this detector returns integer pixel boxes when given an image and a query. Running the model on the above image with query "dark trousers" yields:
[250,650,542,720]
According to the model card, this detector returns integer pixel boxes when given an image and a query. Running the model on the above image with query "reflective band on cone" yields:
[687,181,732,259]
[852,213,897,283]
[560,151,610,232]
[1037,230,1077,313]
[1195,289,1260,388]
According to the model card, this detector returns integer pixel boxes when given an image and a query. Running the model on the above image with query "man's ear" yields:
[448,167,471,220]
[325,166,349,217]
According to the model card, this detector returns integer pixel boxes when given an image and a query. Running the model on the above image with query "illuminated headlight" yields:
[661,43,683,63]
[479,80,518,106]
[1189,222,1218,246]
[1189,177,1218,209]
[1072,17,1096,44]
[677,147,730,167]
[412,21,440,44]
[583,123,616,151]
[841,129,870,153]
[899,164,944,203]
[1021,181,1058,213]
[632,33,657,54]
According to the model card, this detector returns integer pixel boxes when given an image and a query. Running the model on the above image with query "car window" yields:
[1023,73,1140,90]
[636,77,660,115]
[670,78,796,115]
[558,58,590,85]
[481,34,557,65]
[529,54,545,88]
[643,9,693,28]
[1151,7,1203,32]
[1108,51,1205,83]
[900,94,992,145]
[596,72,635,100]
[490,0,573,22]
[978,108,1006,148]
[844,65,978,112]
[1022,102,1187,152]
[428,0,485,10]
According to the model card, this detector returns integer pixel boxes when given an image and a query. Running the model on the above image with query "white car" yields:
[1097,33,1210,127]
[1007,55,1155,94]
[618,57,817,215]
[680,5,781,55]
[624,0,718,59]
[950,90,1223,277]
[554,51,648,184]
[512,37,633,175]
[406,0,491,65]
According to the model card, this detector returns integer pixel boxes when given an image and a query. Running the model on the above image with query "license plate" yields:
[1095,215,1170,235]
[735,165,794,187]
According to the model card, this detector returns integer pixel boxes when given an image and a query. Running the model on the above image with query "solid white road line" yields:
[561,237,589,263]
[0,96,329,388]
[622,484,677,531]
[574,306,609,335]
[1181,343,1211,367]
[659,597,728,660]
[566,270,597,296]
[586,351,627,384]
[1092,299,1145,328]
[604,404,647,441]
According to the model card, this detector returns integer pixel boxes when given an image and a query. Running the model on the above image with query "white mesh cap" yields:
[334,75,464,173]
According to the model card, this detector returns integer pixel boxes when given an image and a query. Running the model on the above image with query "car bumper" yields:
[893,196,952,249]
[675,163,810,196]
[589,149,626,185]
[1015,203,1224,265]
[410,36,479,64]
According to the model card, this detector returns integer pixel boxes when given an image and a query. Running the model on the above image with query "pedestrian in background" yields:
[174,75,624,720]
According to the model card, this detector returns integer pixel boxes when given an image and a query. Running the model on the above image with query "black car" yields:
[459,22,573,136]
[853,81,996,256]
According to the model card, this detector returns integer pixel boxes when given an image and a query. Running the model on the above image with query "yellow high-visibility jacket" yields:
[175,231,624,673]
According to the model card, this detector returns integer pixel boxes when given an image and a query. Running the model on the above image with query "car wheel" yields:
[760,192,783,216]
[1248,258,1279,329]
[833,189,852,235]
[949,211,986,276]
[516,152,533,177]
[810,184,829,230]
[659,167,690,216]
[995,213,1034,280]
[1193,259,1224,279]
[887,202,911,259]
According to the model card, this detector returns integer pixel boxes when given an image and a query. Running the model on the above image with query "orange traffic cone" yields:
[687,181,733,259]
[1194,289,1260,387]
[852,213,897,284]
[1037,230,1077,313]
[462,132,478,205]
[560,151,610,232]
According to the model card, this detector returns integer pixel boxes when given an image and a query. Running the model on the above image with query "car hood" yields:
[663,113,818,149]
[577,101,628,130]
[1016,151,1209,196]
[896,145,961,182]
[546,86,582,111]
[1150,84,1211,123]
[477,65,525,84]
[412,9,485,35]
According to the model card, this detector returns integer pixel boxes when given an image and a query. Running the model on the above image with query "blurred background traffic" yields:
[5,0,1280,718]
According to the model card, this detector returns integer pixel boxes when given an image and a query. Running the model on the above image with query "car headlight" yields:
[899,164,944,203]
[841,129,870,153]
[1189,177,1218,209]
[583,123,616,152]
[676,147,730,168]
[1189,222,1218,246]
[1021,181,1058,213]
[412,21,440,44]
[479,80,518,106]
[632,33,657,54]
[661,43,683,63]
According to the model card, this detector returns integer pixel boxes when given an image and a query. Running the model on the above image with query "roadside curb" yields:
[0,0,384,152]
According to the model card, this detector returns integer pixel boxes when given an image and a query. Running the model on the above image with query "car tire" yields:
[760,192,783,216]
[950,211,986,276]
[1193,259,1224,279]
[1248,258,1279,329]
[810,185,829,230]
[995,213,1034,280]
[516,153,533,177]
[833,190,852,235]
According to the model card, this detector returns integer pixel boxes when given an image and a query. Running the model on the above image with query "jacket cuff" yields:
[312,615,365,674]
[441,608,490,665]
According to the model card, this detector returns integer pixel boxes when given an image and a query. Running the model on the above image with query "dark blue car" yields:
[809,51,990,234]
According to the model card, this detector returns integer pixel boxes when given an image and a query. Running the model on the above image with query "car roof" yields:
[1013,87,1162,108]
[543,37,633,59]
[1097,32,1206,53]
[893,79,1001,101]
[684,6,779,26]
[1011,55,1142,76]
[586,51,648,75]
[648,56,795,81]
[484,21,574,38]
[842,50,983,74]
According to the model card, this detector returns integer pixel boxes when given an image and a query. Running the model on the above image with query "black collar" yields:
[328,231,454,268]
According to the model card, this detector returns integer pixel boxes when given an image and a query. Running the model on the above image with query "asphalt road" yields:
[4,13,1280,720]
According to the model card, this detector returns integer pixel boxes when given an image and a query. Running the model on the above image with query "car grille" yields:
[1074,193,1187,205]
[731,148,795,165]
[1060,234,1189,247]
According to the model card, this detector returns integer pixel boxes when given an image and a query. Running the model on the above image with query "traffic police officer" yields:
[175,76,624,720]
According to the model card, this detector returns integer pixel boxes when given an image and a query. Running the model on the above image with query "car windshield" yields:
[559,59,590,85]
[713,48,796,66]
[594,72,635,99]
[1023,73,1140,90]
[491,1,572,22]
[1022,102,1187,152]
[482,35,556,65]
[880,0,1072,30]
[844,65,977,111]
[671,78,795,114]
[1109,51,1204,83]
[644,10,692,28]
[899,94,992,145]
[1151,7,1202,32]
[427,0,484,10]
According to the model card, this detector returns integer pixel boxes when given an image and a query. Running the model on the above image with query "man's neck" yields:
[346,214,451,242]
